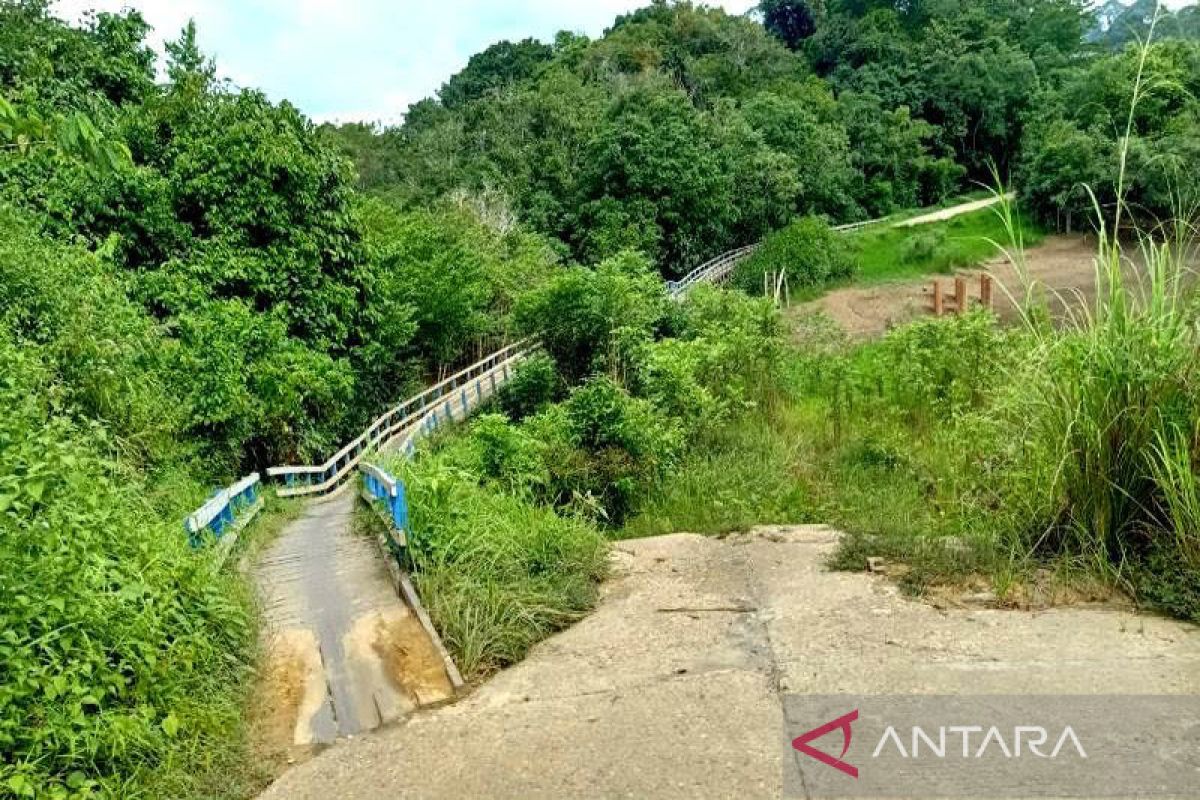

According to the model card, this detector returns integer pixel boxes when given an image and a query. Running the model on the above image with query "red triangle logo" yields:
[791,709,859,779]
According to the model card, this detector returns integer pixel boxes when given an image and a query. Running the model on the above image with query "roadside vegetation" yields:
[3,0,1199,796]
[378,262,786,679]
[629,19,1200,623]
[848,208,1047,283]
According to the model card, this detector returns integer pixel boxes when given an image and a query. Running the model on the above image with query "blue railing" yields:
[361,463,408,537]
[184,472,262,547]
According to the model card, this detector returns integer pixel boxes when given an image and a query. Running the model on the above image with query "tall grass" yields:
[376,449,608,681]
[620,409,813,539]
[991,5,1200,611]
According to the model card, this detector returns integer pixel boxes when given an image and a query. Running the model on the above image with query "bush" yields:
[514,250,668,383]
[899,230,945,264]
[872,311,1011,422]
[461,414,549,496]
[732,215,854,293]
[557,377,682,522]
[632,286,785,439]
[0,338,253,798]
[0,206,183,468]
[496,353,565,420]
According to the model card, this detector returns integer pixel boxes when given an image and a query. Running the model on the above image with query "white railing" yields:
[667,215,896,299]
[267,342,533,498]
[667,244,759,298]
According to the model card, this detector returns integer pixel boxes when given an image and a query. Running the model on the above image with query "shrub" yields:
[631,286,785,439]
[873,310,1011,422]
[0,338,253,798]
[514,250,668,383]
[462,414,548,496]
[557,377,683,522]
[899,230,945,264]
[496,352,565,420]
[732,215,854,293]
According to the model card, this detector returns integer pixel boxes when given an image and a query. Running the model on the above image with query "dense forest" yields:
[2,0,1199,796]
[326,0,1200,268]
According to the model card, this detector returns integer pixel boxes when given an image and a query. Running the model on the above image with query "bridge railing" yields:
[668,243,758,298]
[361,462,409,549]
[268,215,897,499]
[267,341,533,498]
[667,216,894,299]
[184,472,262,548]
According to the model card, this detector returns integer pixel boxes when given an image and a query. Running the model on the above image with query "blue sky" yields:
[52,1,757,123]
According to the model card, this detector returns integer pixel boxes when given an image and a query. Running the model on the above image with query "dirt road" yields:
[258,526,1199,799]
[892,193,1012,228]
[796,234,1102,339]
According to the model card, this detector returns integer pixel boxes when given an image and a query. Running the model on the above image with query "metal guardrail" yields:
[667,244,759,297]
[361,462,409,547]
[184,472,262,547]
[667,215,896,299]
[267,342,533,498]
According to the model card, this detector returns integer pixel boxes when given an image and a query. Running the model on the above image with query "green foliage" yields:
[335,0,1022,273]
[734,215,855,292]
[621,408,812,538]
[0,335,254,798]
[515,250,669,383]
[809,0,1084,179]
[579,80,734,268]
[849,207,1046,282]
[377,443,607,680]
[496,352,565,420]
[1018,38,1200,229]
[439,38,554,110]
[988,239,1200,583]
[0,206,180,464]
[871,311,1011,421]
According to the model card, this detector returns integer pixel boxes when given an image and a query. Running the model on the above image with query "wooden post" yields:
[955,277,967,315]
[980,274,993,311]
[933,280,943,316]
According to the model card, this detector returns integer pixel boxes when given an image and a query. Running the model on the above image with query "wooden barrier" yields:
[931,274,997,315]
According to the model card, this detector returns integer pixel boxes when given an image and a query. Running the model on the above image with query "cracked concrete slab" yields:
[258,526,1200,799]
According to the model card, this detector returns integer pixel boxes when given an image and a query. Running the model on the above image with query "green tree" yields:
[578,81,734,271]
[759,0,820,49]
[439,37,554,109]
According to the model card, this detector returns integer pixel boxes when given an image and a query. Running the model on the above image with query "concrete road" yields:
[259,526,1200,799]
[892,194,1013,228]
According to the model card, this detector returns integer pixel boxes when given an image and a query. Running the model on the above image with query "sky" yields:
[51,1,758,124]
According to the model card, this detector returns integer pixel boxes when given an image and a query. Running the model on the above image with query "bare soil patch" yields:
[371,611,455,706]
[249,629,324,777]
[793,233,1102,339]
